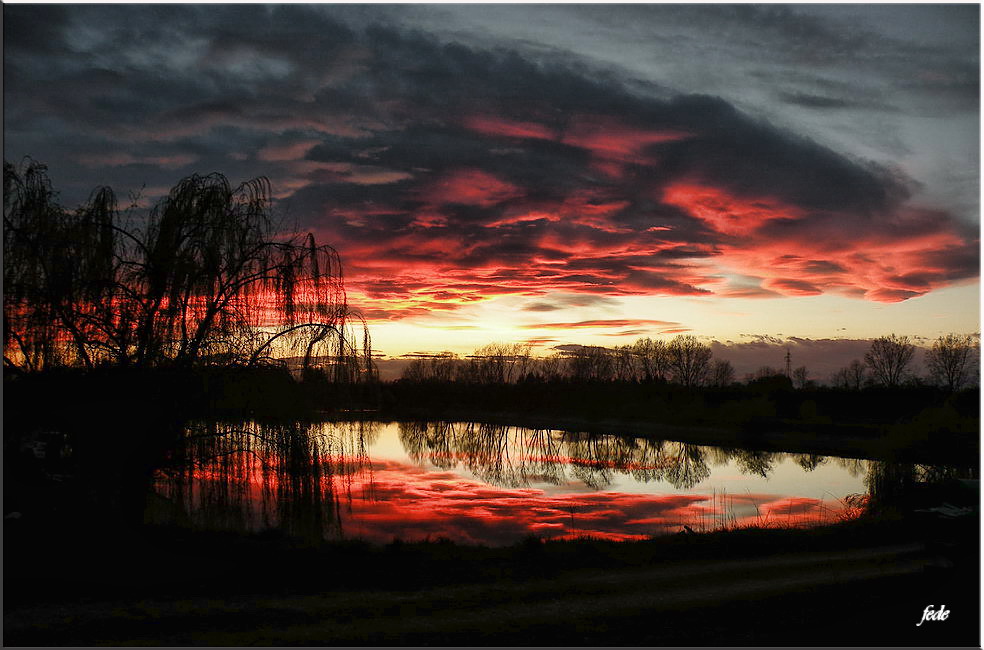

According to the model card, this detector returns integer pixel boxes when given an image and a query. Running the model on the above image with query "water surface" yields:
[148,420,944,545]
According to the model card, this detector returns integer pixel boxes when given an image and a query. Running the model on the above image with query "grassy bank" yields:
[5,511,979,646]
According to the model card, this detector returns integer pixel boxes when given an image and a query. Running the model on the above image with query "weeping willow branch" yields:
[3,159,373,380]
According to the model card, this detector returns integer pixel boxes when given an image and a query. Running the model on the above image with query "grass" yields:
[0,510,936,608]
[5,513,978,647]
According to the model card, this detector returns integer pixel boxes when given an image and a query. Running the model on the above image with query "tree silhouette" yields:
[471,342,532,384]
[4,160,371,378]
[668,335,712,387]
[631,337,669,382]
[792,366,810,389]
[710,359,735,387]
[863,334,915,388]
[925,333,977,391]
[831,358,867,390]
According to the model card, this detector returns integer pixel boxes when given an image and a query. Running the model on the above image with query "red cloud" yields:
[663,184,977,303]
[662,182,800,236]
[299,121,975,317]
[462,113,691,165]
[561,115,692,163]
[424,169,525,207]
[521,319,680,330]
[763,278,823,296]
[462,115,556,141]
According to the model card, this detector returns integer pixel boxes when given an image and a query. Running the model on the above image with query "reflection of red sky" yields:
[345,463,708,544]
[159,455,860,545]
[342,462,861,543]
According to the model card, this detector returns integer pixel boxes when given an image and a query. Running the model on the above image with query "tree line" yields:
[402,336,732,387]
[3,160,372,381]
[401,333,978,391]
[831,333,978,391]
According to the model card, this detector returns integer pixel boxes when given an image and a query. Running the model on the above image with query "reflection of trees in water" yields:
[863,461,976,514]
[729,449,774,478]
[794,454,828,472]
[153,419,972,542]
[151,420,379,542]
[398,422,972,509]
[398,422,567,487]
[833,456,867,478]
[662,443,712,489]
[399,423,814,490]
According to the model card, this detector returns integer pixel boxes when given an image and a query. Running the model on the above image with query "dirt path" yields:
[6,542,953,646]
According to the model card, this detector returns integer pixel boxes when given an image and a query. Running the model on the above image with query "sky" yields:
[3,4,980,377]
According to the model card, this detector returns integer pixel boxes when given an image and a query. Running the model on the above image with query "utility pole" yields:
[785,348,792,378]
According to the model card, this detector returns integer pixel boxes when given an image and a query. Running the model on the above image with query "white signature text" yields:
[917,605,950,626]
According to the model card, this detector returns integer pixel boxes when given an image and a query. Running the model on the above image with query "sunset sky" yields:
[4,4,979,376]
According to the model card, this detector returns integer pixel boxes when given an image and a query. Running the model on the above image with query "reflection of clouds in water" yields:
[347,463,715,544]
[151,420,893,545]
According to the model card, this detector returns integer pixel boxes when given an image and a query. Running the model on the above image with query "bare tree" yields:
[668,335,712,387]
[830,366,851,389]
[608,345,635,381]
[864,334,915,388]
[846,359,867,390]
[399,352,461,382]
[747,366,784,382]
[632,337,669,382]
[792,366,809,389]
[925,333,978,391]
[710,359,735,387]
[564,345,614,382]
[469,342,532,384]
[533,353,566,382]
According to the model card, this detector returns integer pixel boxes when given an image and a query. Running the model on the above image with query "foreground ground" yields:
[4,542,979,646]
[4,510,978,646]
[4,374,979,646]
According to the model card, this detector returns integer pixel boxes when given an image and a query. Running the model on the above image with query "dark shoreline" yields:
[336,407,979,467]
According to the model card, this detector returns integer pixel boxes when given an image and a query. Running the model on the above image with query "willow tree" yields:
[3,160,371,379]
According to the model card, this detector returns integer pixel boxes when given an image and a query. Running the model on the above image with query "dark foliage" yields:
[4,159,372,379]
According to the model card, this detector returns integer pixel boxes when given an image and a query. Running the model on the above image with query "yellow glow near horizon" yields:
[362,281,981,358]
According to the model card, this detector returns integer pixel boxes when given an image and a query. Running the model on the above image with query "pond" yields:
[146,420,953,546]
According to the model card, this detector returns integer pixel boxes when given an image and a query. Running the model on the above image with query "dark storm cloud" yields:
[777,93,863,110]
[3,4,73,55]
[521,294,619,313]
[710,337,930,381]
[3,5,978,319]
